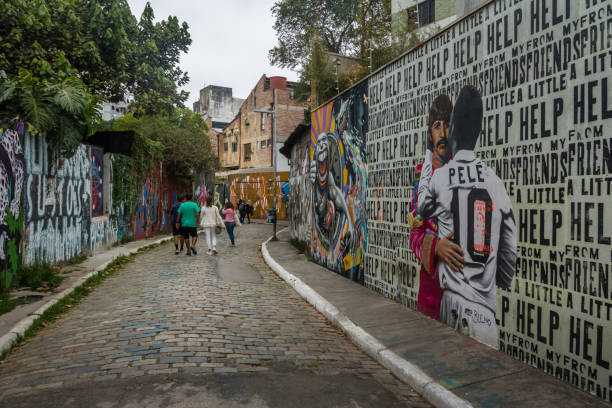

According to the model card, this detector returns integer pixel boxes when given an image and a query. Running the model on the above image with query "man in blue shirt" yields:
[171,195,184,255]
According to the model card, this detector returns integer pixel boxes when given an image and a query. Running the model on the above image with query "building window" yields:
[261,112,265,131]
[260,140,266,149]
[224,142,228,152]
[417,0,435,25]
[267,139,272,147]
[231,141,237,152]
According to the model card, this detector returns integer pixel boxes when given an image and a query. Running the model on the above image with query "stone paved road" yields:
[0,224,430,408]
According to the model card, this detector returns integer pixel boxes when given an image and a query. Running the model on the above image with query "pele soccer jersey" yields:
[417,150,517,314]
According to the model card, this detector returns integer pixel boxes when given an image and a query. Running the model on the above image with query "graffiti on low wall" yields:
[23,132,94,265]
[228,172,289,220]
[132,164,189,240]
[288,133,311,243]
[310,82,368,281]
[0,119,26,288]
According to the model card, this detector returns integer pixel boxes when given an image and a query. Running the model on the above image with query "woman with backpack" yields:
[199,196,224,255]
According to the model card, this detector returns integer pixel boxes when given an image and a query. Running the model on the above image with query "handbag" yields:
[215,208,225,234]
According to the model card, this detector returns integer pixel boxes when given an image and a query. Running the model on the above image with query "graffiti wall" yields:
[227,172,289,220]
[131,164,189,240]
[356,0,611,401]
[310,82,368,281]
[91,146,104,218]
[288,133,312,243]
[0,119,26,289]
[214,183,230,209]
[193,170,214,206]
[22,132,117,265]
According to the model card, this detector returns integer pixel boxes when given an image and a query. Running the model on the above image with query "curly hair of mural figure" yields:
[0,122,26,288]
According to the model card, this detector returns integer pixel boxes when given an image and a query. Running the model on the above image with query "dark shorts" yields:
[172,224,181,236]
[180,226,198,239]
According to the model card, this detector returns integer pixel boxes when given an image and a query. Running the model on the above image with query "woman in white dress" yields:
[199,196,224,254]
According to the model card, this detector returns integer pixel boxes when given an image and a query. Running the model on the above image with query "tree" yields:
[113,110,217,179]
[0,71,101,157]
[0,0,192,115]
[271,0,407,104]
[129,3,191,116]
[269,0,359,70]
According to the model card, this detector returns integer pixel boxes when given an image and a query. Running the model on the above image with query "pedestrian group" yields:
[171,193,254,256]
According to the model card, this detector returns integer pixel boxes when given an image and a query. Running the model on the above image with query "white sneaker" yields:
[212,248,217,255]
[207,249,212,255]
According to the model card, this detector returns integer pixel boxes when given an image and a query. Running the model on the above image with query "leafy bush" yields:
[18,264,63,291]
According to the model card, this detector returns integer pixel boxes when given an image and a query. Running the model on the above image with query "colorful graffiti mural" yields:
[0,119,26,288]
[309,82,368,281]
[288,134,311,243]
[132,164,189,240]
[228,172,289,220]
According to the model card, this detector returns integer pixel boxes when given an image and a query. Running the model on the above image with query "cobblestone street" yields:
[0,224,429,407]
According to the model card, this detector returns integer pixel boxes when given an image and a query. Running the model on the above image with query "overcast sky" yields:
[126,0,298,107]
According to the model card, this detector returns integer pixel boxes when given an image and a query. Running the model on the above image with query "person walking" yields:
[176,193,200,256]
[245,201,253,224]
[200,196,224,255]
[222,201,237,247]
[238,199,246,224]
[171,194,185,255]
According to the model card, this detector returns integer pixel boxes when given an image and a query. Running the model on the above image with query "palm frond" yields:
[17,86,55,133]
[0,79,16,104]
[47,79,89,115]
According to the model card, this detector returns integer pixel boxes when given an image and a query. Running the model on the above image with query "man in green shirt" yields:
[176,193,200,256]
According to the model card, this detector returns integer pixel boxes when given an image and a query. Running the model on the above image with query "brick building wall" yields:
[239,75,307,169]
[220,114,240,169]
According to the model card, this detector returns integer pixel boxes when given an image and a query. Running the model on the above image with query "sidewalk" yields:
[263,229,606,408]
[0,234,175,355]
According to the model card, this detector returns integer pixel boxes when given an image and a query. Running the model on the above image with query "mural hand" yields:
[435,232,465,272]
[309,160,317,185]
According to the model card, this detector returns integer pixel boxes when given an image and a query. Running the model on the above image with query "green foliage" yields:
[269,0,360,70]
[271,0,417,105]
[129,3,191,116]
[1,204,23,293]
[0,0,192,116]
[0,71,101,156]
[113,110,217,179]
[18,263,63,291]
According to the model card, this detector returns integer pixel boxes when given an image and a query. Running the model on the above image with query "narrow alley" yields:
[0,225,429,408]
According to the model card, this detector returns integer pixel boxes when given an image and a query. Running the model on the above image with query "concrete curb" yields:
[0,235,173,357]
[261,234,473,408]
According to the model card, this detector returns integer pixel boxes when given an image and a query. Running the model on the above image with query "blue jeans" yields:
[225,222,235,245]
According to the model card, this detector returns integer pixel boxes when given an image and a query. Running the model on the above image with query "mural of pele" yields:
[416,85,517,347]
[310,83,368,281]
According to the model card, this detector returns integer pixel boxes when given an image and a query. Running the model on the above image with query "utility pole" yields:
[254,90,278,241]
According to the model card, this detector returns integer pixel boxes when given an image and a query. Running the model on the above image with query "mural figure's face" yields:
[316,137,329,188]
[430,119,449,159]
